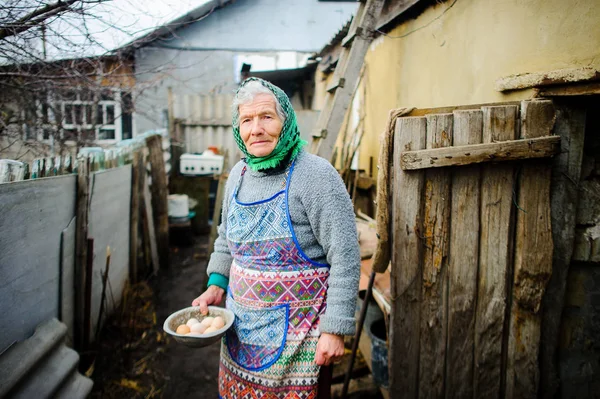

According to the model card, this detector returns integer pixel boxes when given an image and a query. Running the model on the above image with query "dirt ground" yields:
[88,233,382,398]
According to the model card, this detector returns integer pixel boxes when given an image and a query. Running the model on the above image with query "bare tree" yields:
[0,0,137,161]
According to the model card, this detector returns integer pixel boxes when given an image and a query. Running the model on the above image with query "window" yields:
[24,87,130,143]
[59,88,121,143]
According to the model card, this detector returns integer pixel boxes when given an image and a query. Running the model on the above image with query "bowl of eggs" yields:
[163,306,234,348]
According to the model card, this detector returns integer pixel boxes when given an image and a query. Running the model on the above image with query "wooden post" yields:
[539,104,586,397]
[145,134,170,269]
[419,113,453,398]
[389,116,426,399]
[446,110,482,398]
[141,159,160,276]
[129,150,142,284]
[506,100,555,398]
[474,105,518,398]
[168,87,184,179]
[74,156,90,351]
[208,150,229,256]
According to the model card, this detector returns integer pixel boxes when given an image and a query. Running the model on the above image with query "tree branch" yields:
[0,0,83,40]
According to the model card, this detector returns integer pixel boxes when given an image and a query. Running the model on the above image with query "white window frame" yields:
[27,88,123,145]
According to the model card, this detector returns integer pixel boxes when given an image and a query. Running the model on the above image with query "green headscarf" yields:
[232,77,306,171]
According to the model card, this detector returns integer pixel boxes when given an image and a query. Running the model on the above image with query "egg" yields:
[190,323,207,334]
[186,318,200,327]
[200,316,214,327]
[186,332,204,337]
[211,316,225,329]
[176,324,190,334]
[204,326,217,334]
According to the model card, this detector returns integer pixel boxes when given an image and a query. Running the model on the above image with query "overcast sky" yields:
[81,0,212,53]
[2,0,212,62]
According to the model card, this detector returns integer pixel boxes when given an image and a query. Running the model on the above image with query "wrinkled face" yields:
[238,93,283,157]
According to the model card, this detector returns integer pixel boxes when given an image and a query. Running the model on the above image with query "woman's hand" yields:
[192,285,225,315]
[315,332,345,366]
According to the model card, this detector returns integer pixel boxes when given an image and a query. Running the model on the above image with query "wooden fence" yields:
[170,91,241,169]
[0,133,169,355]
[387,99,581,398]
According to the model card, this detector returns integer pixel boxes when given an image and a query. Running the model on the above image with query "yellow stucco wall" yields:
[358,0,600,175]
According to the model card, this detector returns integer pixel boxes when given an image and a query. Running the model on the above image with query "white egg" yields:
[186,318,200,327]
[211,316,225,330]
[191,323,207,334]
[200,316,214,327]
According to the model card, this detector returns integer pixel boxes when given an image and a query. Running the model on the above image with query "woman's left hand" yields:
[315,333,345,366]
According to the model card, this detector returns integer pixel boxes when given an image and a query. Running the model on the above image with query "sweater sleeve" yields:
[206,162,244,282]
[297,157,360,336]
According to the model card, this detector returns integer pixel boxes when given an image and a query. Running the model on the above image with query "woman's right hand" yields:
[192,285,225,315]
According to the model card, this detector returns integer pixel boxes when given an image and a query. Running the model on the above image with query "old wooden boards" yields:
[389,100,557,398]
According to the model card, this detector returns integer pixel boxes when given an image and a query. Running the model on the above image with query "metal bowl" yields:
[163,306,234,348]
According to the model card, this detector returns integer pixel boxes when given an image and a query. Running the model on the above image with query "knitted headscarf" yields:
[232,77,306,171]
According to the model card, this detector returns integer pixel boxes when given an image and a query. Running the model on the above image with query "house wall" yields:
[355,0,600,177]
[133,0,357,136]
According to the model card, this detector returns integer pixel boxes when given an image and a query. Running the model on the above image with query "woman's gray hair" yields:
[232,81,287,128]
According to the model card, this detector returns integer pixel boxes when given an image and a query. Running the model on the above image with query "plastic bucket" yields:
[369,319,389,389]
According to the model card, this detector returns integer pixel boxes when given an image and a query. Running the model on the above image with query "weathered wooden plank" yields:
[209,151,230,256]
[473,105,518,398]
[141,166,160,276]
[419,113,452,398]
[129,151,142,284]
[400,135,560,170]
[539,104,586,398]
[74,157,90,351]
[496,67,600,92]
[372,108,414,274]
[407,101,520,117]
[536,82,600,97]
[446,110,482,398]
[146,134,170,269]
[389,116,427,399]
[506,100,555,399]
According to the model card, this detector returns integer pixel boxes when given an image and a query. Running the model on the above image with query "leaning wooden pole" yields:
[146,134,170,269]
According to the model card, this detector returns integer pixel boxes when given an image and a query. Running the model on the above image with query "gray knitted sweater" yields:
[207,150,360,336]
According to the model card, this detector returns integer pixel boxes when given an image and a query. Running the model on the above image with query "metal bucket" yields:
[356,289,384,330]
[369,318,389,389]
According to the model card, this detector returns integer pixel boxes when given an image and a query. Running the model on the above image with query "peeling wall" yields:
[357,0,600,177]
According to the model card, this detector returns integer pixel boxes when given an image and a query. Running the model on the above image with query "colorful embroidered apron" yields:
[219,161,330,399]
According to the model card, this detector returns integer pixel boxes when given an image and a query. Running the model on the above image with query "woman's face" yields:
[238,93,283,157]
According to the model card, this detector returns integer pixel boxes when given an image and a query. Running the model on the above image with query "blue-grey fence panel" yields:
[87,165,131,342]
[0,175,77,353]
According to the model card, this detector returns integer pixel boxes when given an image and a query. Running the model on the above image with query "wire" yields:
[375,0,459,40]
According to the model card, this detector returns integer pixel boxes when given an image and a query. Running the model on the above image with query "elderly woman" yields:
[192,78,360,398]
